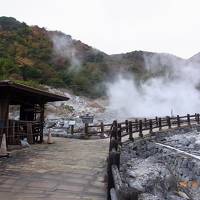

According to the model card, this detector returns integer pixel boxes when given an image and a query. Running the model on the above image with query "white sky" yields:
[1,0,200,58]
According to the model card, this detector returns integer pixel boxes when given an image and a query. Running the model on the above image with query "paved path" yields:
[0,137,109,200]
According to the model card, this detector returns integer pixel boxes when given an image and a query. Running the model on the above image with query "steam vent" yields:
[120,127,200,200]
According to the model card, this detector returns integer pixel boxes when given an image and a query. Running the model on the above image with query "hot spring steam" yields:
[107,54,200,118]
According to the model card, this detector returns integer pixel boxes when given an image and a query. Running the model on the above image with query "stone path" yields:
[0,137,109,200]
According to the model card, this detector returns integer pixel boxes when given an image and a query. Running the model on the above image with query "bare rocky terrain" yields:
[120,126,200,200]
[44,87,129,132]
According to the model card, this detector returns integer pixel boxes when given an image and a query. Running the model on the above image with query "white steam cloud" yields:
[107,54,200,118]
[50,33,81,70]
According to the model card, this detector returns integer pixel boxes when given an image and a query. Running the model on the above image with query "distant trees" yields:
[0,58,18,80]
[0,17,109,97]
[0,17,26,31]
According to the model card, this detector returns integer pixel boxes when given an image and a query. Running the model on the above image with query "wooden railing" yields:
[111,114,199,142]
[0,120,43,145]
[85,113,200,138]
[85,122,113,137]
[107,113,200,200]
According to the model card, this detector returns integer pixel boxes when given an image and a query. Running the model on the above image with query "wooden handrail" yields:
[108,113,200,144]
[107,113,200,200]
[84,113,200,139]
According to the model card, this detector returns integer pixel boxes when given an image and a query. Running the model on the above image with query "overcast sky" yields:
[1,0,200,58]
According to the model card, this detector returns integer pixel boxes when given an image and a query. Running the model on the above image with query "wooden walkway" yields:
[0,137,109,200]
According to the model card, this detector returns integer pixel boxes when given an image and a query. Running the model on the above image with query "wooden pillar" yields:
[177,115,180,127]
[149,119,152,134]
[167,116,171,129]
[135,119,138,131]
[112,120,118,140]
[155,116,158,126]
[12,121,16,144]
[196,114,200,124]
[101,122,104,137]
[139,120,143,137]
[85,123,89,136]
[71,125,74,135]
[144,118,147,128]
[39,104,45,143]
[128,121,133,141]
[117,124,122,143]
[125,120,128,133]
[109,120,118,152]
[0,98,9,140]
[187,114,191,126]
[159,118,162,130]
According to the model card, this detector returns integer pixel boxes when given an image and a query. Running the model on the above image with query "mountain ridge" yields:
[0,16,199,98]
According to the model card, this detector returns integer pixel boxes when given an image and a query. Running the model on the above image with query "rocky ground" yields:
[43,87,133,137]
[120,126,200,200]
[45,87,114,123]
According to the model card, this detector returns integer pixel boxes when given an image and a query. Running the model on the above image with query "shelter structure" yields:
[0,80,69,145]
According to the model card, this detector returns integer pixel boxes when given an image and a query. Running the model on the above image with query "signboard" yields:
[63,121,69,128]
[80,115,94,124]
[69,120,76,126]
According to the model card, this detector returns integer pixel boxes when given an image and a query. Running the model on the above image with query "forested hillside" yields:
[0,17,109,97]
[0,16,197,98]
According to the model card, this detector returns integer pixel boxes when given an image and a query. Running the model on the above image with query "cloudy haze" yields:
[1,0,200,58]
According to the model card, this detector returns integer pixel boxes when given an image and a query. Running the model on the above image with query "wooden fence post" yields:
[85,123,88,137]
[128,121,133,141]
[156,116,158,126]
[167,116,171,129]
[187,114,191,126]
[117,123,122,144]
[139,120,143,137]
[113,120,118,140]
[71,125,74,135]
[177,115,180,127]
[125,120,128,133]
[159,118,162,131]
[101,122,104,137]
[135,119,138,131]
[197,114,200,124]
[149,119,152,134]
[109,121,118,152]
[144,118,147,128]
[109,138,118,152]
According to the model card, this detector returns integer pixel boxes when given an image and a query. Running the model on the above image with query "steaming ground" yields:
[45,86,134,126]
[45,59,200,126]
[47,35,200,120]
[107,54,200,118]
[49,30,200,119]
[107,75,200,118]
[45,87,119,123]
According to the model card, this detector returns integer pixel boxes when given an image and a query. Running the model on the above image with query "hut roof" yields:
[0,80,69,104]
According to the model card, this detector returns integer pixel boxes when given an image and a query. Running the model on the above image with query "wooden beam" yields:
[39,104,45,143]
[0,98,10,137]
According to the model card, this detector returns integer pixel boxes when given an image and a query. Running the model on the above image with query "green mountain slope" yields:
[0,16,194,98]
[0,17,109,97]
